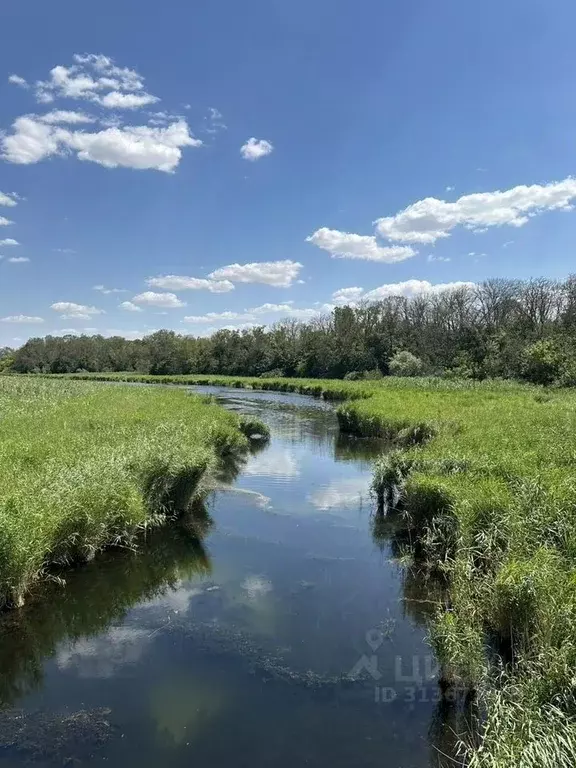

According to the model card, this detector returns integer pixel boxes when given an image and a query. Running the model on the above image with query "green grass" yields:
[47,371,576,765]
[0,376,264,609]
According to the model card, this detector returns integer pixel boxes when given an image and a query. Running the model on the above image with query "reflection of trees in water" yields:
[211,433,269,485]
[371,506,479,765]
[0,507,213,708]
[333,433,390,466]
[428,691,480,767]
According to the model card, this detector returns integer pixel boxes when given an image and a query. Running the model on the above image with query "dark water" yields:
[0,387,466,767]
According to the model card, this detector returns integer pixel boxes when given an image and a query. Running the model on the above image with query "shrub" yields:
[521,339,564,385]
[389,351,425,377]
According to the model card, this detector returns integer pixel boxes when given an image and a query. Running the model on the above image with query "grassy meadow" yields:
[53,371,576,765]
[0,376,265,610]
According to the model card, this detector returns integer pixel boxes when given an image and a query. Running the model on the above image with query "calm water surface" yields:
[0,387,464,766]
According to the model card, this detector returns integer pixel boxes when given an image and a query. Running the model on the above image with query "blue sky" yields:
[1,0,576,346]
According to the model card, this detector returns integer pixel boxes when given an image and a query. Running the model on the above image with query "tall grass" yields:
[50,371,576,765]
[0,377,264,608]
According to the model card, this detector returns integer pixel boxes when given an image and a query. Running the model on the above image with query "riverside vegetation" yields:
[0,376,267,610]
[50,371,576,767]
[8,277,576,387]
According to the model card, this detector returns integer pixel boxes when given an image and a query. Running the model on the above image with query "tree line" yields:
[8,277,576,385]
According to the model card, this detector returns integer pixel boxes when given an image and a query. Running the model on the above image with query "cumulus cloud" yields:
[50,301,105,319]
[368,280,475,301]
[240,137,273,161]
[375,178,576,244]
[307,227,416,263]
[249,302,294,315]
[0,217,13,226]
[146,275,234,293]
[332,287,365,305]
[7,256,29,263]
[1,315,44,323]
[119,301,143,312]
[0,239,19,246]
[131,291,185,308]
[183,311,255,324]
[98,91,157,109]
[209,260,302,288]
[2,116,201,172]
[34,54,158,108]
[0,191,18,207]
[1,55,202,172]
[331,281,475,306]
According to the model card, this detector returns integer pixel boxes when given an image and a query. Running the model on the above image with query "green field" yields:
[51,371,576,765]
[0,376,265,610]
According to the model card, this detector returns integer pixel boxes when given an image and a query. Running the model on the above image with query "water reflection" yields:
[0,514,212,708]
[0,385,465,767]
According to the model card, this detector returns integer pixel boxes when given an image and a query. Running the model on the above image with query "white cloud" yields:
[332,287,365,305]
[2,116,200,172]
[93,284,127,294]
[104,328,154,339]
[285,307,322,320]
[249,302,294,315]
[331,281,475,306]
[7,256,29,263]
[1,315,44,323]
[119,301,143,312]
[362,279,475,301]
[240,137,274,161]
[307,227,416,263]
[183,311,254,324]
[146,275,234,293]
[375,178,576,244]
[2,53,200,172]
[98,91,158,109]
[39,110,95,124]
[34,54,158,109]
[8,74,28,88]
[0,192,18,207]
[0,217,13,226]
[50,301,105,319]
[53,247,76,254]
[131,291,185,308]
[209,260,302,288]
[51,328,83,336]
[1,116,63,164]
[0,239,19,246]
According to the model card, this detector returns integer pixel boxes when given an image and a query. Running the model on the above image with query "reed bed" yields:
[0,376,263,609]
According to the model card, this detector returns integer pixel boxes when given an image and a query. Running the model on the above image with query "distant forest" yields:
[7,277,576,386]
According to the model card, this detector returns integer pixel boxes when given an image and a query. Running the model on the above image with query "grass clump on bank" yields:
[0,377,263,609]
[51,371,576,765]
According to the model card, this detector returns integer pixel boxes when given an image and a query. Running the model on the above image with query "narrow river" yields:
[0,387,463,767]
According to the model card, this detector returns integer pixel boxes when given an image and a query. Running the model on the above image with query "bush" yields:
[521,339,564,385]
[389,351,425,377]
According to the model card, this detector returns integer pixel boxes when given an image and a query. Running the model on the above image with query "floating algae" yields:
[0,707,114,762]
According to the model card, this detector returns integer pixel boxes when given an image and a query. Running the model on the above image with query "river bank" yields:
[0,377,266,609]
